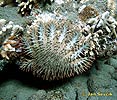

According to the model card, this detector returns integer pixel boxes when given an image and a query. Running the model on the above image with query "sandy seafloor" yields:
[0,0,117,100]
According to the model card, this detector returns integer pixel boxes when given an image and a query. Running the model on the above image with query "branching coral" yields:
[107,0,116,16]
[87,11,117,57]
[0,19,23,60]
[0,0,54,16]
[18,0,54,16]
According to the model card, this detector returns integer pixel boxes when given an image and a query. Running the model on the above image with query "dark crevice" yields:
[75,89,79,100]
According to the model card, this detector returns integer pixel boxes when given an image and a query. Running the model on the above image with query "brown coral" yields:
[78,5,99,22]
[0,19,23,60]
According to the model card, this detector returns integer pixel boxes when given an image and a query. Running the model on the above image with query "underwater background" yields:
[0,0,117,100]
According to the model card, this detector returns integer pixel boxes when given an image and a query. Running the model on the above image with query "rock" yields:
[0,59,8,71]
[108,57,117,68]
[87,58,117,100]
[0,80,37,100]
[111,71,117,80]
[28,90,47,100]
[0,6,28,26]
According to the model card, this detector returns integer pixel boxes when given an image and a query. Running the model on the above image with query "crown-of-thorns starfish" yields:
[20,19,96,80]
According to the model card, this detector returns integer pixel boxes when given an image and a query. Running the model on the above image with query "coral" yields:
[0,19,23,60]
[87,11,117,57]
[20,18,95,80]
[0,0,19,6]
[78,5,99,22]
[0,0,54,16]
[107,0,116,16]
[18,0,54,16]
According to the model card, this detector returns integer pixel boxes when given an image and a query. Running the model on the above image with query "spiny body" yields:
[20,11,117,80]
[0,11,117,80]
[21,19,95,80]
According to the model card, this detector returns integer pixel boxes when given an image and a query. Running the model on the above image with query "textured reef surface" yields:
[0,0,117,100]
